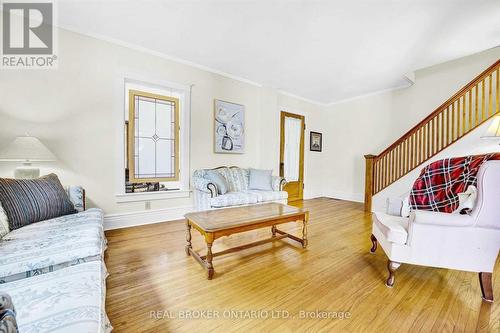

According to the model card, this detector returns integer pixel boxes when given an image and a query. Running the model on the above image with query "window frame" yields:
[127,89,180,183]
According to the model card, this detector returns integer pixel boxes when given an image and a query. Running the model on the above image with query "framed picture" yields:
[310,131,322,152]
[214,99,245,154]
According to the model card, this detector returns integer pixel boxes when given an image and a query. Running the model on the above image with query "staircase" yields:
[364,59,500,211]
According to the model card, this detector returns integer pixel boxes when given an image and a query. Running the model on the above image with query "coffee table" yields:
[184,203,309,279]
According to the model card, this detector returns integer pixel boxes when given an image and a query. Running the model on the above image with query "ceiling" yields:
[58,0,500,104]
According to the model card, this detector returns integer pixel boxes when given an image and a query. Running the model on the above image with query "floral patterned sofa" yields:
[192,166,287,211]
[0,186,111,332]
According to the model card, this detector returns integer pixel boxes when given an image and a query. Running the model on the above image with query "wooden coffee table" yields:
[184,203,309,279]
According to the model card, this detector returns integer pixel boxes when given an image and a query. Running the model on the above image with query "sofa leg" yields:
[386,260,401,288]
[479,272,494,303]
[370,234,377,253]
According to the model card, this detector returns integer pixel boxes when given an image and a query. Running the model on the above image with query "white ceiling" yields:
[58,0,500,104]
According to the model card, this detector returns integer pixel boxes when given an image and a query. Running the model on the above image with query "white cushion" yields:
[455,185,477,214]
[244,190,288,202]
[2,261,111,333]
[373,212,409,245]
[245,190,288,202]
[0,208,105,282]
[210,192,258,208]
[386,197,403,216]
[401,196,411,217]
[248,169,273,191]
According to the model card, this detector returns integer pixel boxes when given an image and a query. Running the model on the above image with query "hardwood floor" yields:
[105,198,500,332]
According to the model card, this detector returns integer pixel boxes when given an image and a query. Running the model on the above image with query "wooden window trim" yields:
[127,89,180,183]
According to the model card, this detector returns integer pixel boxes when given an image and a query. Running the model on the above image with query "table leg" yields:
[205,233,215,280]
[206,243,214,280]
[185,220,192,256]
[302,212,309,248]
[271,225,277,237]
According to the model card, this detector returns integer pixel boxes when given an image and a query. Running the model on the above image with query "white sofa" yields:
[370,161,500,302]
[0,187,111,332]
[192,166,287,211]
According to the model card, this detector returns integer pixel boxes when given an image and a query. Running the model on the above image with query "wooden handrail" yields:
[376,59,500,161]
[364,59,500,211]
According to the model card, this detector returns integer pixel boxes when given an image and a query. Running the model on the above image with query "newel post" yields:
[364,154,376,212]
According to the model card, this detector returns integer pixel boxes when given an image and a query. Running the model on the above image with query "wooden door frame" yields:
[279,111,305,202]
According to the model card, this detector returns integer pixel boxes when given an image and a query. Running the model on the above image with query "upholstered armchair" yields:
[370,160,500,302]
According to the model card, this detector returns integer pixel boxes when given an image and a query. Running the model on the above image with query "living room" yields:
[0,1,500,332]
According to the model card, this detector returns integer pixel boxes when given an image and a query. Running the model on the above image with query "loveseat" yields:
[0,186,111,332]
[192,166,287,211]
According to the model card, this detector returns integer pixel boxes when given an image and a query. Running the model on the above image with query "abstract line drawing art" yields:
[214,99,245,154]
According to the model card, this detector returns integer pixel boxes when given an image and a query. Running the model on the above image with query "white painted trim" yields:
[115,190,191,203]
[114,74,192,201]
[277,89,328,107]
[57,25,422,108]
[325,190,364,203]
[57,25,263,88]
[326,83,411,106]
[403,71,416,85]
[104,205,194,230]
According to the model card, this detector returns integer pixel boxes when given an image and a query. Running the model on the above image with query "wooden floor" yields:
[105,198,500,332]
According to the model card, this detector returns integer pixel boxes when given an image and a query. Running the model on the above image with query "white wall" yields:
[323,46,500,202]
[0,28,326,220]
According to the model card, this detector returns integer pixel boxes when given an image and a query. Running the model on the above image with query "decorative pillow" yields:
[0,174,76,231]
[456,185,477,215]
[248,168,273,191]
[401,196,411,218]
[386,197,403,216]
[0,293,18,333]
[0,202,9,238]
[206,170,229,194]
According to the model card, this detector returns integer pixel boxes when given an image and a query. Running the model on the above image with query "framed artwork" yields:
[310,131,322,152]
[214,99,245,154]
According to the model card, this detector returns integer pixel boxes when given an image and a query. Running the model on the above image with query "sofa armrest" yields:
[411,210,474,227]
[192,176,218,198]
[66,186,86,212]
[272,176,286,191]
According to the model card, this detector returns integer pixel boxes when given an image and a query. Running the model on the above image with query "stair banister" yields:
[364,59,500,212]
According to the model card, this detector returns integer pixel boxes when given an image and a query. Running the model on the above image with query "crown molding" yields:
[56,24,419,108]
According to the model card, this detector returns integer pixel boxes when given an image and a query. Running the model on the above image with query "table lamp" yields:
[482,115,500,141]
[0,136,57,179]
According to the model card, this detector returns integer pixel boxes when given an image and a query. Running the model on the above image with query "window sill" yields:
[115,190,191,203]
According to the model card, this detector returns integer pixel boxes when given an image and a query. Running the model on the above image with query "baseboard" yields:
[103,192,362,230]
[324,190,364,203]
[104,205,194,230]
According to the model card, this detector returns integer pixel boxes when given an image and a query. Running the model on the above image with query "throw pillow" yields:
[401,196,411,218]
[206,170,229,194]
[248,168,273,191]
[0,202,9,238]
[0,293,18,333]
[0,174,77,231]
[455,185,477,215]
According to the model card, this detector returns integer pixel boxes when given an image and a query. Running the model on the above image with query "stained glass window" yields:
[128,90,179,182]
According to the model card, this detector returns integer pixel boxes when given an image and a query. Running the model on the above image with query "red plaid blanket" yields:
[409,153,500,213]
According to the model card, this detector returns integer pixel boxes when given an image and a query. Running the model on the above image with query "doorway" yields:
[280,111,305,202]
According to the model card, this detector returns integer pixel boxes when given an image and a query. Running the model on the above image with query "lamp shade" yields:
[0,136,57,162]
[482,116,500,139]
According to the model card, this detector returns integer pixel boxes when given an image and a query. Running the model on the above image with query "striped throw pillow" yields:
[0,174,77,230]
[0,202,9,238]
